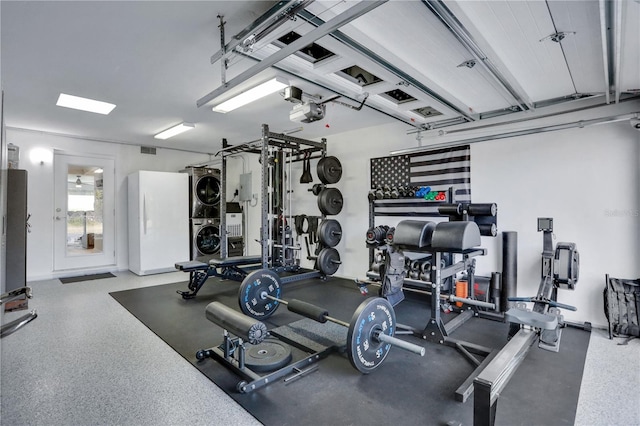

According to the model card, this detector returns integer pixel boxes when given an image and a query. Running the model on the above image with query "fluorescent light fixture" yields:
[212,77,288,113]
[94,168,104,174]
[154,122,195,140]
[56,93,116,115]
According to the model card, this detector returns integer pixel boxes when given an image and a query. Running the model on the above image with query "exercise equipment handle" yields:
[507,297,577,311]
[375,332,425,356]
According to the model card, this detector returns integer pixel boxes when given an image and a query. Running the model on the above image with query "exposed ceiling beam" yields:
[295,9,476,122]
[421,0,534,112]
[197,0,387,108]
[599,0,613,104]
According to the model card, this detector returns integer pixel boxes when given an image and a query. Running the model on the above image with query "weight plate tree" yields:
[239,269,281,319]
[237,269,425,373]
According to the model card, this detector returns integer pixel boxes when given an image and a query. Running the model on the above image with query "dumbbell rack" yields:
[366,187,454,286]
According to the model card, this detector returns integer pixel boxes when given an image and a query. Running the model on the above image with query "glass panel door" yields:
[54,153,114,271]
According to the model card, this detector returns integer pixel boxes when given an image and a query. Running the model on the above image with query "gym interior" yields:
[1,1,639,425]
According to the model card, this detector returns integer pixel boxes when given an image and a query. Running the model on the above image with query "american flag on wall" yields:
[370,145,471,217]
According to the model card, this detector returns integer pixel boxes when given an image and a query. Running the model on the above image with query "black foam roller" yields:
[205,302,268,345]
[287,299,329,323]
[479,223,498,237]
[468,203,497,217]
[490,272,502,313]
[438,203,463,216]
[501,232,517,312]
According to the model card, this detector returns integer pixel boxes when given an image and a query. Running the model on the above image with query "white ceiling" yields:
[2,1,639,155]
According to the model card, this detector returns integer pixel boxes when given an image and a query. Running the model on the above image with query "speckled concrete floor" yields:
[0,271,260,426]
[574,327,640,426]
[2,272,638,426]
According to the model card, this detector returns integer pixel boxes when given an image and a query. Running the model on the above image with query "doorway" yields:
[54,153,115,271]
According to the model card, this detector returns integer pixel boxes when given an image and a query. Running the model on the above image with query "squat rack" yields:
[217,124,327,273]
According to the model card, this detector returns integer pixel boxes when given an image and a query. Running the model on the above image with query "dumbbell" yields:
[238,269,425,373]
[366,225,389,246]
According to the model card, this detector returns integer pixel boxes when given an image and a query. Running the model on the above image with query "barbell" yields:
[237,269,425,373]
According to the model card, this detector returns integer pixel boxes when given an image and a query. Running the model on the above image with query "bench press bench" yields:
[176,255,263,299]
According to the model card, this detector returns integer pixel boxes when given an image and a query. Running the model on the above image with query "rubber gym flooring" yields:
[110,275,590,426]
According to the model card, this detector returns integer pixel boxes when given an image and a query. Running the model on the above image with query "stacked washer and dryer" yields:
[184,167,222,262]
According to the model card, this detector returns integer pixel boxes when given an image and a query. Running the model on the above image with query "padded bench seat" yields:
[175,260,209,272]
[505,308,558,330]
[209,255,262,267]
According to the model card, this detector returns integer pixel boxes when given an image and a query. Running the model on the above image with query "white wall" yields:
[7,128,210,281]
[290,101,640,327]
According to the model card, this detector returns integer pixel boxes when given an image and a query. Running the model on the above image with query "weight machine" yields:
[176,124,338,298]
[473,217,582,426]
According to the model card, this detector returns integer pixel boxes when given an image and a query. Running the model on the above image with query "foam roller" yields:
[287,299,329,323]
[467,203,497,217]
[205,302,268,345]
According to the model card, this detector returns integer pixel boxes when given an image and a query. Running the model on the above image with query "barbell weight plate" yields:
[318,219,342,248]
[347,297,396,374]
[244,339,293,373]
[238,269,282,320]
[317,156,342,184]
[317,187,344,216]
[317,247,341,275]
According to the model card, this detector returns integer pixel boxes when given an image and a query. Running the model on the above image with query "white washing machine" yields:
[184,167,221,218]
[191,218,221,262]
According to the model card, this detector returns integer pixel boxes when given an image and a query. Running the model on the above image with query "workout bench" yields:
[175,255,263,299]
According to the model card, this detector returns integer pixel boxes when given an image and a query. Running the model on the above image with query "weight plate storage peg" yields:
[317,247,341,275]
[239,269,282,319]
[317,187,344,215]
[318,219,342,248]
[317,156,342,184]
[347,297,396,373]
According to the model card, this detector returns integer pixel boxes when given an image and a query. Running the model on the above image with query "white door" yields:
[54,153,115,271]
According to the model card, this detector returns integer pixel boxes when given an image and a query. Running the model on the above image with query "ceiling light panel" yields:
[445,0,575,102]
[321,1,515,113]
[56,93,116,115]
[154,122,195,140]
[545,0,606,94]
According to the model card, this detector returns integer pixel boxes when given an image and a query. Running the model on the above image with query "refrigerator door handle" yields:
[143,194,147,235]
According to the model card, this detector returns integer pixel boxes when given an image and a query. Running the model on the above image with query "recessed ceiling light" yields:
[56,93,116,115]
[154,122,195,140]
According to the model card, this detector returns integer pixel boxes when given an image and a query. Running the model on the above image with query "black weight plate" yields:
[317,156,342,184]
[317,247,340,275]
[238,269,282,320]
[318,219,342,248]
[347,297,396,374]
[244,339,293,373]
[318,188,343,216]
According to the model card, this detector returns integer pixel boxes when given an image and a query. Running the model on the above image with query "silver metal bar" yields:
[391,112,639,155]
[613,0,623,103]
[474,328,537,404]
[1,286,32,305]
[219,15,226,85]
[1,310,38,338]
[599,0,612,104]
[376,332,426,356]
[422,0,533,111]
[197,1,387,108]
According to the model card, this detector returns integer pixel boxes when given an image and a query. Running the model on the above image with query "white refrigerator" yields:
[128,171,189,275]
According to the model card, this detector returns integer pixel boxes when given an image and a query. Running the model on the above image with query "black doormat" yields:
[110,277,590,426]
[60,272,116,284]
